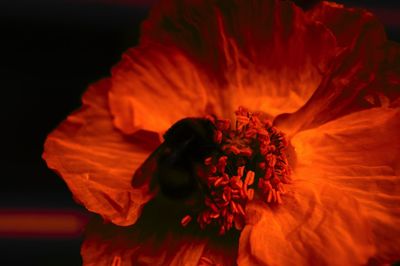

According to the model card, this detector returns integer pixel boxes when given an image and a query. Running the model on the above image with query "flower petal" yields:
[110,45,219,134]
[82,227,207,266]
[239,107,400,265]
[43,79,160,226]
[110,0,337,134]
[308,2,383,48]
[81,198,238,266]
[238,184,374,266]
[303,108,400,263]
[275,3,400,135]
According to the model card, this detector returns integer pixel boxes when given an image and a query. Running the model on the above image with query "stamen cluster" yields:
[181,107,291,234]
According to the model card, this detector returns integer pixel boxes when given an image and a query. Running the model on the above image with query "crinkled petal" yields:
[239,107,400,266]
[275,2,400,135]
[81,199,238,266]
[292,107,400,263]
[43,79,160,226]
[110,0,337,134]
[82,227,207,266]
[238,183,374,266]
[110,45,218,134]
[308,2,384,48]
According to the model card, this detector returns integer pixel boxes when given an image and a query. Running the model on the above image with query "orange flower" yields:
[43,0,400,265]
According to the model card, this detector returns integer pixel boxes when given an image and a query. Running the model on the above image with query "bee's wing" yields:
[131,143,167,190]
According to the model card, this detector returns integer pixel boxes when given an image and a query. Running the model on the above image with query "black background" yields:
[0,1,398,265]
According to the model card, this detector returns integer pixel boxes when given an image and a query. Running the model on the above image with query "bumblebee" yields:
[132,118,217,200]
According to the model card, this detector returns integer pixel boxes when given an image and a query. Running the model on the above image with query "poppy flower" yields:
[43,0,400,265]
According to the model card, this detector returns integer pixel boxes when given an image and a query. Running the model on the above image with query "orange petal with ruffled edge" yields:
[110,0,337,135]
[81,199,238,266]
[275,2,400,135]
[43,79,160,226]
[239,107,400,265]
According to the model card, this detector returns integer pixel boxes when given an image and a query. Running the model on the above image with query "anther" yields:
[111,256,122,266]
[181,215,192,227]
[184,107,291,234]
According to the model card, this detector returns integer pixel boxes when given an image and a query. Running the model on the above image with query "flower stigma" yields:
[178,107,292,235]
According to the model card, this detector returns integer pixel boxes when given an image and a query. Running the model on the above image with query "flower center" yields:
[181,107,291,235]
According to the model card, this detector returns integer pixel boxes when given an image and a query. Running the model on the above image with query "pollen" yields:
[182,107,291,234]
